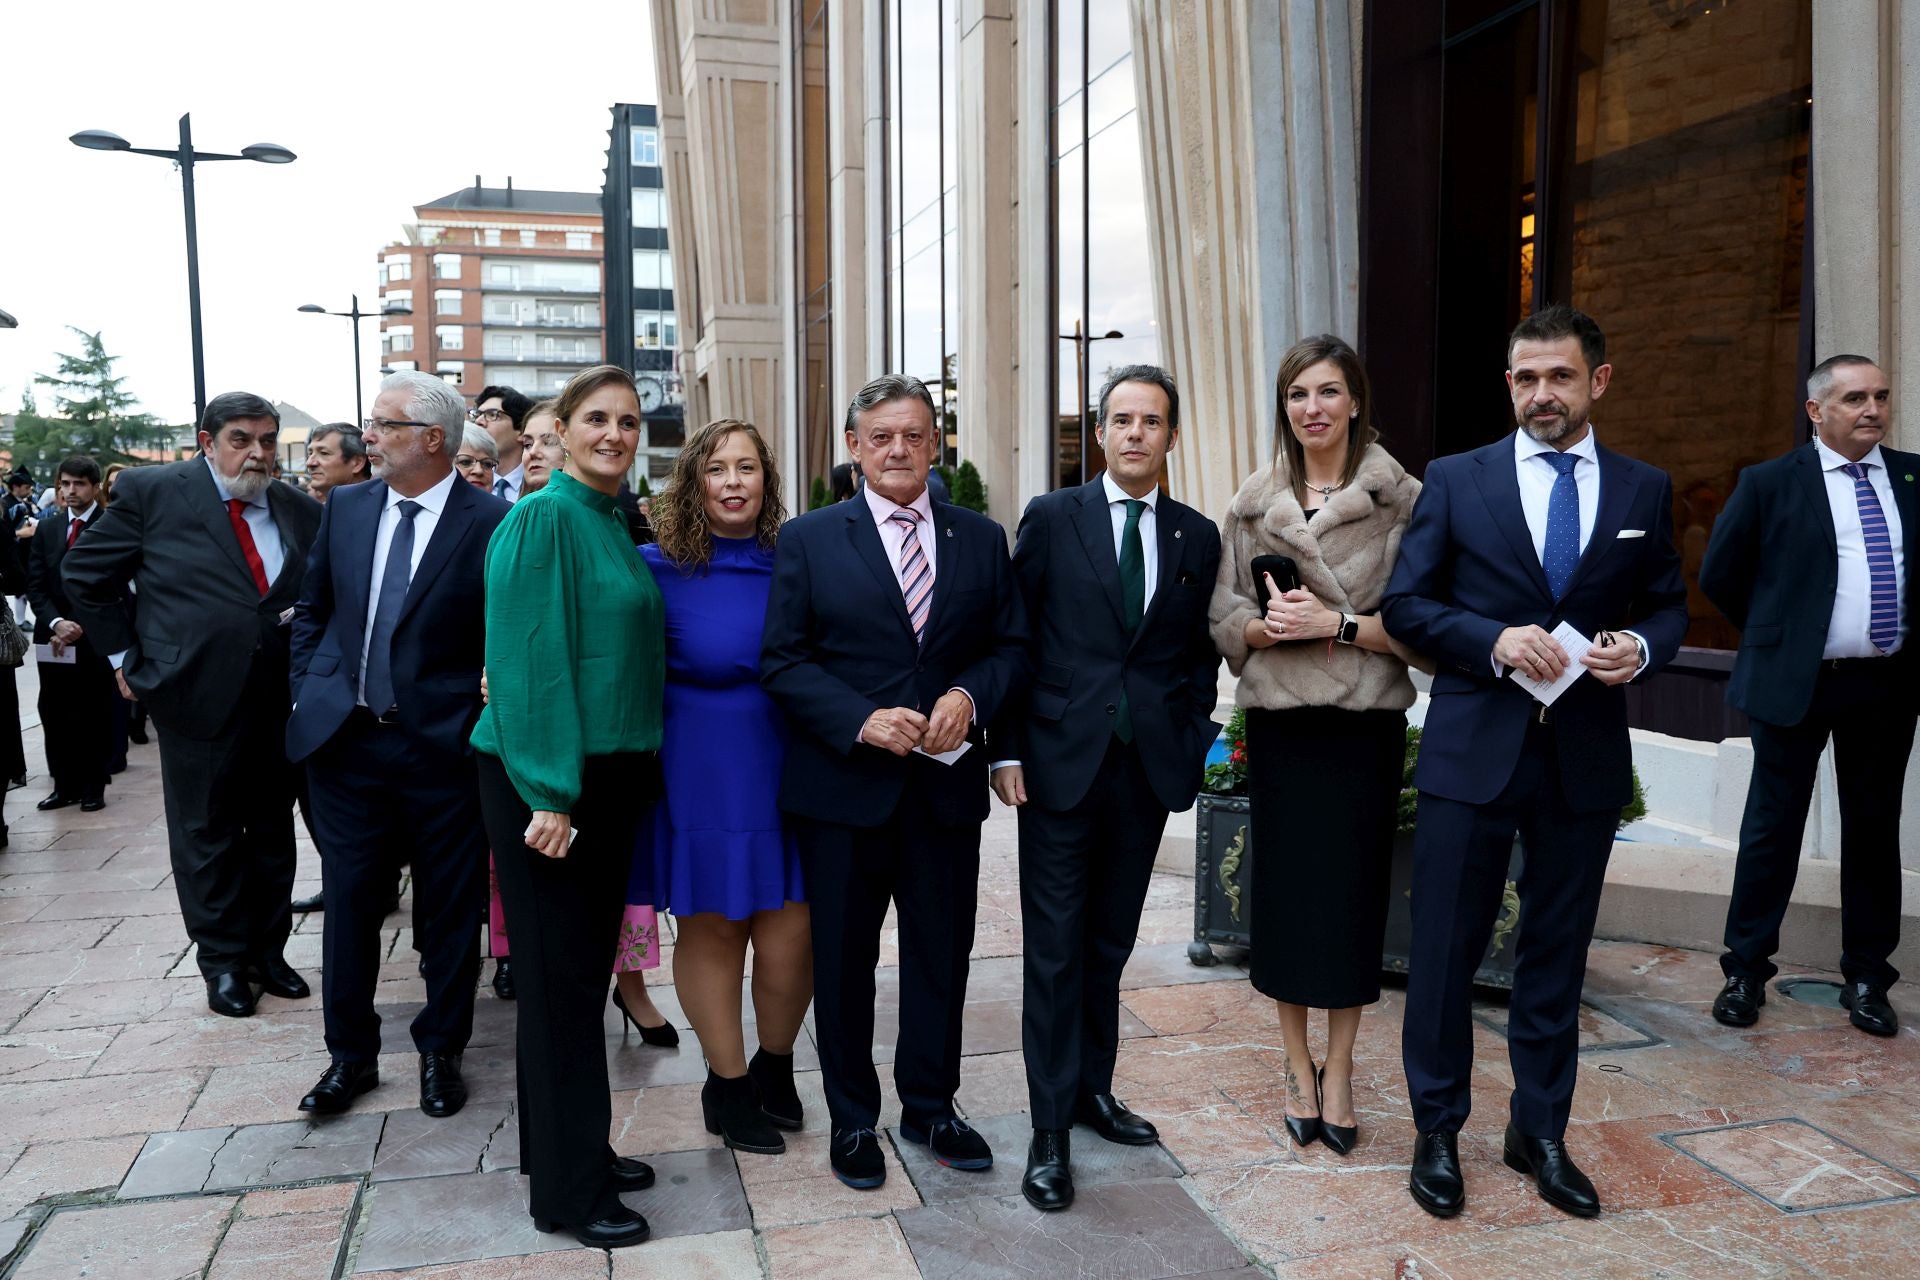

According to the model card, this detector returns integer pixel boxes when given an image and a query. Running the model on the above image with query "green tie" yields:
[1115,499,1147,743]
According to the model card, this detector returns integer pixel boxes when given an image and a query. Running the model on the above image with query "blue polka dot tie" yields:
[1542,452,1581,600]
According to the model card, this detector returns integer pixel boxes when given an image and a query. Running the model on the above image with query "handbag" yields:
[0,612,27,668]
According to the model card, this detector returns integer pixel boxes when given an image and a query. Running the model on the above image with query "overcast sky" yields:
[0,0,657,429]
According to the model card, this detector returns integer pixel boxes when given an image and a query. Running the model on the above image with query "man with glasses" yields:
[472,385,531,501]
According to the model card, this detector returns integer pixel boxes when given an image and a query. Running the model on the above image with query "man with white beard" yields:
[64,392,324,1017]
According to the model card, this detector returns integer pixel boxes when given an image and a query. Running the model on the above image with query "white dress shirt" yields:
[206,457,286,586]
[1816,438,1907,658]
[47,502,99,633]
[863,480,937,592]
[358,469,458,704]
[1103,471,1160,607]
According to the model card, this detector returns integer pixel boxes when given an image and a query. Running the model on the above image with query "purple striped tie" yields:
[889,509,932,643]
[1844,463,1899,653]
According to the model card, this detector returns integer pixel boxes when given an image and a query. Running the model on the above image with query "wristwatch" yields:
[1335,613,1359,645]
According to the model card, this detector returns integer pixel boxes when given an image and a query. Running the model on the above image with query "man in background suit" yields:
[1701,355,1915,1038]
[64,392,323,1018]
[289,372,508,1118]
[1382,305,1689,1220]
[990,365,1221,1211]
[762,374,1029,1190]
[28,456,116,813]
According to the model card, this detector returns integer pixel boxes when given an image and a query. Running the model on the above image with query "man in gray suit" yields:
[64,392,323,1017]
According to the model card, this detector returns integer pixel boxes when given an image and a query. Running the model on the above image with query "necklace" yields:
[1306,480,1343,497]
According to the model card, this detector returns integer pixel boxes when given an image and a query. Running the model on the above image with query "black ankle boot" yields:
[748,1047,803,1131]
[702,1070,785,1154]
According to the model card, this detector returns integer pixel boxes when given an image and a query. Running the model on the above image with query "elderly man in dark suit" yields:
[63,392,323,1018]
[27,456,116,814]
[1701,355,1916,1039]
[761,374,1029,1190]
[288,371,509,1118]
[1382,305,1689,1220]
[989,365,1221,1211]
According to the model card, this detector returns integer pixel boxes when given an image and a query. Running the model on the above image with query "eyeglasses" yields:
[469,407,509,423]
[363,417,432,432]
[454,455,499,473]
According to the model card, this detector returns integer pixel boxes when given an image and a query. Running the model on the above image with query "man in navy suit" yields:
[287,372,509,1119]
[988,365,1221,1211]
[1382,305,1688,1220]
[1701,355,1915,1039]
[762,374,1029,1190]
[27,456,115,813]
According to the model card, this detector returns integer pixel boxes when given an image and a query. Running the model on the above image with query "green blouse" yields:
[470,470,665,812]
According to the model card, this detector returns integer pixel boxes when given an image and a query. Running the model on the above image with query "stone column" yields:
[1129,0,1360,517]
[827,0,873,419]
[1014,0,1057,515]
[650,0,708,428]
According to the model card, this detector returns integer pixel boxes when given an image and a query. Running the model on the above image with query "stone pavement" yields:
[4,701,1920,1277]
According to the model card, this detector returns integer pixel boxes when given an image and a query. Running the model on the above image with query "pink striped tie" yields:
[890,509,932,642]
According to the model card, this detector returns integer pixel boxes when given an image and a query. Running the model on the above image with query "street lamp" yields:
[71,114,296,426]
[299,296,411,424]
[1057,322,1125,484]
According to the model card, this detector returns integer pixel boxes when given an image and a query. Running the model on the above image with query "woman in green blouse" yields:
[472,365,665,1250]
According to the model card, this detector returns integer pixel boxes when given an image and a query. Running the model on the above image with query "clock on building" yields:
[636,376,665,413]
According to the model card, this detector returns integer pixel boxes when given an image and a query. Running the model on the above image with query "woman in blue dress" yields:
[612,418,810,1155]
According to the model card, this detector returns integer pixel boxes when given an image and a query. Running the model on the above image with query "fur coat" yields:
[1209,443,1423,712]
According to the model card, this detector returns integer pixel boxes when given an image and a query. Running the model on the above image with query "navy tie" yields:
[1843,463,1900,653]
[493,476,511,500]
[1541,452,1581,599]
[361,499,421,715]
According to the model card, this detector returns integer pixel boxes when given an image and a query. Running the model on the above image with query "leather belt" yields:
[351,705,402,727]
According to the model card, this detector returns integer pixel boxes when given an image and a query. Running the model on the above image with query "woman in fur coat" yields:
[1209,334,1424,1157]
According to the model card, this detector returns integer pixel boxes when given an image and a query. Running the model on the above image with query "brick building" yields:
[377,180,605,404]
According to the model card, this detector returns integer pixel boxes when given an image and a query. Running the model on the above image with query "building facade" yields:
[377,181,605,404]
[603,104,688,487]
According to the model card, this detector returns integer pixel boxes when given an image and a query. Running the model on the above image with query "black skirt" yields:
[1245,705,1406,1008]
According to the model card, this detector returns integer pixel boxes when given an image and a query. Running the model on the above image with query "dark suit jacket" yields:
[992,478,1222,813]
[0,520,24,596]
[1381,433,1689,813]
[61,458,322,740]
[761,494,1030,828]
[287,476,509,762]
[1699,441,1920,727]
[27,508,102,655]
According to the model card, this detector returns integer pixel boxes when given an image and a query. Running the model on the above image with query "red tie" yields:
[66,514,84,548]
[226,498,271,596]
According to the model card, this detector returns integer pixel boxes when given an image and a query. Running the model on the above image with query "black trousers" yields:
[796,778,981,1132]
[1019,737,1167,1129]
[1721,660,1915,989]
[38,652,114,800]
[1403,721,1618,1139]
[478,750,650,1225]
[157,668,297,980]
[309,712,487,1062]
[0,662,26,782]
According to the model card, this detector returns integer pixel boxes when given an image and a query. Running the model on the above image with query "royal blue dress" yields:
[627,536,804,920]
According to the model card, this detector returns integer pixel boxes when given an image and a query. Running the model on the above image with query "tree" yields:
[808,475,831,511]
[950,459,988,513]
[10,328,176,473]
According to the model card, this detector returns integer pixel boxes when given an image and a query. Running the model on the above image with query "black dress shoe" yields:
[534,1206,650,1249]
[128,725,149,745]
[1840,982,1899,1037]
[79,795,106,812]
[1503,1124,1600,1217]
[749,1046,803,1130]
[290,892,324,914]
[900,1116,993,1170]
[419,1052,467,1117]
[1712,975,1765,1027]
[1022,1129,1074,1211]
[1409,1130,1464,1218]
[702,1070,785,1154]
[205,972,256,1018]
[611,987,679,1046]
[36,792,76,811]
[608,1155,655,1191]
[1075,1092,1158,1145]
[299,1059,379,1113]
[491,958,515,1000]
[1317,1067,1357,1156]
[829,1127,887,1189]
[247,956,310,1000]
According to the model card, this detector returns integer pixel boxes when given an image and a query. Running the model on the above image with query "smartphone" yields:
[1250,554,1301,612]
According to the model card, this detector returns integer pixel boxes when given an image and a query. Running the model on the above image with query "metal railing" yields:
[480,314,602,329]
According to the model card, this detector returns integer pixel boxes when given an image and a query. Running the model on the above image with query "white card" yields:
[34,643,76,666]
[912,740,974,766]
[1506,621,1592,706]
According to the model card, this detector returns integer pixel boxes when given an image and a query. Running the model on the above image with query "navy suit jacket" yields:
[1381,433,1689,813]
[286,476,510,762]
[760,494,1030,828]
[990,478,1222,813]
[1699,441,1920,727]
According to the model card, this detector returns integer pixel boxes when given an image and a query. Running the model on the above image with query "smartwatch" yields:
[1336,613,1359,645]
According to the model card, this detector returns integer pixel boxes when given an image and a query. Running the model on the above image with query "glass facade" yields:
[1052,0,1159,491]
[796,0,834,500]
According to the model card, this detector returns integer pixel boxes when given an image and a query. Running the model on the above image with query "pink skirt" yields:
[487,852,659,972]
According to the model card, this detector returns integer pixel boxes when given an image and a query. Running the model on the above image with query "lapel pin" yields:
[1174,529,1182,539]
[945,525,954,537]
[1906,474,1914,483]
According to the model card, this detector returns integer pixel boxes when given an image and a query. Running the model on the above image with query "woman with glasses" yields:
[455,425,499,491]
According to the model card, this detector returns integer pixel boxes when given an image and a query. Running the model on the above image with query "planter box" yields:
[1189,797,1525,989]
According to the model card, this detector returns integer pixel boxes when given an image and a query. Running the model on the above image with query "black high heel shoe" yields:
[611,987,680,1047]
[1283,1060,1321,1148]
[1317,1065,1357,1155]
